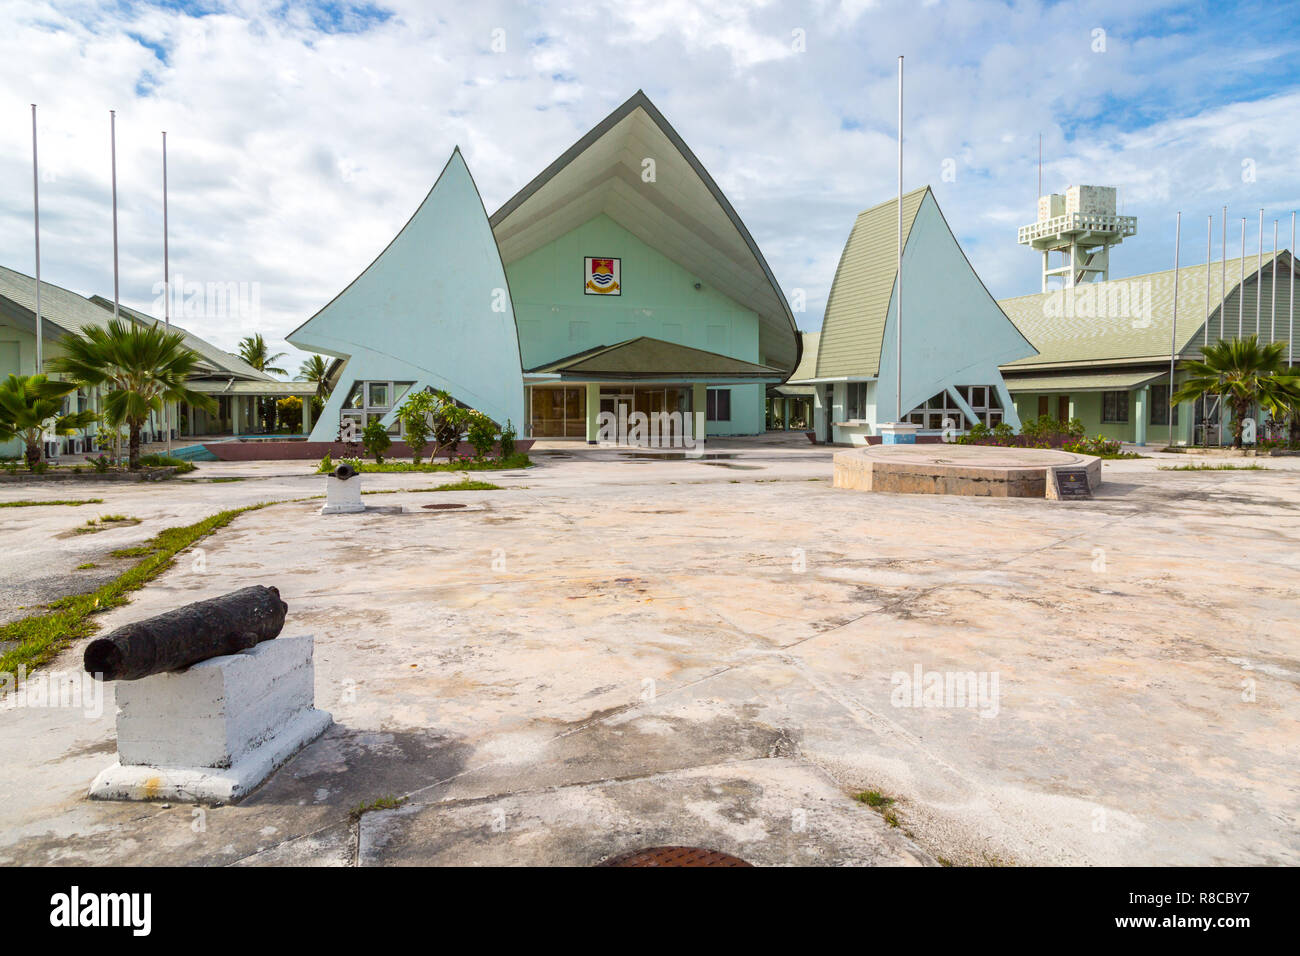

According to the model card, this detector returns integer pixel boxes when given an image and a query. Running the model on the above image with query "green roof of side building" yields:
[88,296,276,382]
[0,264,131,341]
[998,252,1298,371]
[1,265,280,384]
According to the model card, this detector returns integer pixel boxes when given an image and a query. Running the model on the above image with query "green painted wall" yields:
[1009,386,1196,445]
[506,214,764,435]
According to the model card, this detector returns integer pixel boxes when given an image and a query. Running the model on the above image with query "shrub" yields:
[396,391,438,464]
[1064,435,1125,457]
[361,419,392,464]
[430,395,469,461]
[90,454,110,474]
[466,412,497,460]
[499,419,517,460]
[276,395,303,432]
[317,453,333,475]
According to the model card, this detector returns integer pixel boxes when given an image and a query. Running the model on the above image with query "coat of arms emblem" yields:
[584,256,621,295]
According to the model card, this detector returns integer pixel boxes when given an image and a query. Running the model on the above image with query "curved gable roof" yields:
[490,90,800,373]
[815,186,927,379]
[286,148,525,431]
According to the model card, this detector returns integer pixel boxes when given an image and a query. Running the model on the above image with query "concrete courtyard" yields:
[1,435,1297,866]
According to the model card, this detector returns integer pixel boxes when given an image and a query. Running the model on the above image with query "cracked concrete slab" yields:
[1,436,1297,866]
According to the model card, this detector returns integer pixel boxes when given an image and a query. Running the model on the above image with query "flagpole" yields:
[1271,220,1278,343]
[1220,206,1226,336]
[1239,218,1246,338]
[111,110,120,321]
[162,130,172,455]
[1169,212,1181,448]
[895,54,903,423]
[1203,214,1211,445]
[1291,211,1296,367]
[1256,208,1263,337]
[31,104,42,376]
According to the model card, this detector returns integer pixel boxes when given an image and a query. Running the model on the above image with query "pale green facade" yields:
[508,214,765,436]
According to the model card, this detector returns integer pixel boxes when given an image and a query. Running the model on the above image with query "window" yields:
[338,380,413,437]
[528,386,587,437]
[706,388,732,421]
[1150,387,1179,426]
[845,382,868,420]
[1102,391,1129,424]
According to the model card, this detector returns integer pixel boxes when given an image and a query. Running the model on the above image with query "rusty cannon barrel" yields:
[83,585,288,681]
[332,463,358,480]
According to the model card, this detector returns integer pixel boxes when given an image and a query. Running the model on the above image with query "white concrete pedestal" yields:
[878,421,919,445]
[321,474,364,514]
[89,636,331,804]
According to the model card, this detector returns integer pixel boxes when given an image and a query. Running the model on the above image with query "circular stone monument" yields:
[833,443,1101,499]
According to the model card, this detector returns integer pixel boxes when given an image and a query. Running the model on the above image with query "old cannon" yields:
[83,585,287,681]
[322,461,365,513]
[84,585,331,804]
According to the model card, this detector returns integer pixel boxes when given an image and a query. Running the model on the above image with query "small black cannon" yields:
[83,585,288,681]
[332,463,358,481]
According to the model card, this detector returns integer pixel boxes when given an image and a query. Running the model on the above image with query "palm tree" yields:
[0,374,98,469]
[49,318,217,469]
[238,334,287,376]
[297,354,331,399]
[238,334,288,432]
[1173,336,1300,448]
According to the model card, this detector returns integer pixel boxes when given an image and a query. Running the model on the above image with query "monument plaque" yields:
[1053,467,1092,500]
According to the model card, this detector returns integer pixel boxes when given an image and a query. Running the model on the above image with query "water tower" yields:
[1018,185,1137,292]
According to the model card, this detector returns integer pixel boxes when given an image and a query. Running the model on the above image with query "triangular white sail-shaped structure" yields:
[288,149,525,440]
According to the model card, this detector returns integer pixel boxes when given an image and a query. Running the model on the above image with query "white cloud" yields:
[0,0,1297,376]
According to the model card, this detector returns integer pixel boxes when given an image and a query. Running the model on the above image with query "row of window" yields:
[1100,390,1178,426]
[843,384,1005,429]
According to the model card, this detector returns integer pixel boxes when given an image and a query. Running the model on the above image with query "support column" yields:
[1134,387,1148,446]
[994,381,1021,430]
[585,382,599,444]
[302,395,313,436]
[692,383,707,442]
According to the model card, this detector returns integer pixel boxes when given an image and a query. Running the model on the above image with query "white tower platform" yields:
[1018,185,1137,292]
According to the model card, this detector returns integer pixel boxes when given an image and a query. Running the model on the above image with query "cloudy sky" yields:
[2,0,1298,374]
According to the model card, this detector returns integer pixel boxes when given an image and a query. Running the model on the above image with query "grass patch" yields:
[319,453,532,475]
[108,545,154,558]
[0,498,104,508]
[71,515,142,534]
[1096,452,1146,460]
[349,795,408,821]
[136,454,196,474]
[854,789,901,828]
[854,790,895,808]
[75,562,97,570]
[432,479,502,491]
[1,502,268,681]
[1158,463,1268,471]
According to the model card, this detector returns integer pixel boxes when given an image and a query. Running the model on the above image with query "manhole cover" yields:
[421,502,468,510]
[599,846,752,867]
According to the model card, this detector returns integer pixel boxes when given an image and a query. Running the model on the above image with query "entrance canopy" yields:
[526,336,786,385]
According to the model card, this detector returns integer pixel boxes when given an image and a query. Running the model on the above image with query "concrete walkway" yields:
[1,437,1297,866]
